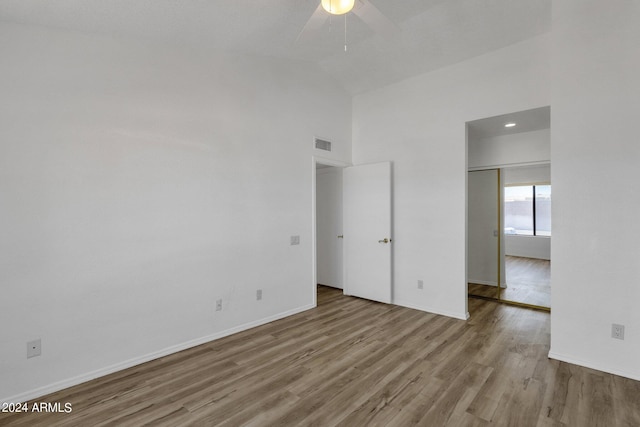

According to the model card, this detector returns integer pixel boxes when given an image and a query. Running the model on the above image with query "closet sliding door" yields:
[468,169,501,300]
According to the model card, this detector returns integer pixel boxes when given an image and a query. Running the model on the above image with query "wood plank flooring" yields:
[469,256,551,308]
[503,256,551,307]
[2,286,638,426]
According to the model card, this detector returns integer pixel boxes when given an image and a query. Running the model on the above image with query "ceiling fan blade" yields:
[352,0,399,38]
[295,4,329,44]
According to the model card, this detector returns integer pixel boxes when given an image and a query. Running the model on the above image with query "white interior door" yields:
[343,162,392,303]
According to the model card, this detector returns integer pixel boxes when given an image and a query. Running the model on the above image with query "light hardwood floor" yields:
[2,286,638,426]
[469,256,551,308]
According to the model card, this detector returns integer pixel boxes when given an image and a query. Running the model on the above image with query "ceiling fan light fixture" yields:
[321,0,355,15]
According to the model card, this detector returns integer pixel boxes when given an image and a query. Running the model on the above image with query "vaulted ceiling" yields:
[0,0,551,94]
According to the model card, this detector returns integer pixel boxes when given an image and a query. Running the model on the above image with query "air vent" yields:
[314,138,332,152]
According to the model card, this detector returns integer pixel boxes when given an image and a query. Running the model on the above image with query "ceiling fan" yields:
[296,0,399,47]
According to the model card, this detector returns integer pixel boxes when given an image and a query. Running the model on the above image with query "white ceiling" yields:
[0,0,551,95]
[467,106,551,140]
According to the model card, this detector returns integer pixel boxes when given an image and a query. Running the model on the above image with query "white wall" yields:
[469,129,551,169]
[502,164,550,184]
[316,167,343,289]
[0,22,352,402]
[352,34,551,319]
[505,236,550,260]
[549,0,640,380]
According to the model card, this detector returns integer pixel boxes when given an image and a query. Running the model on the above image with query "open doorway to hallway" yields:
[315,163,344,291]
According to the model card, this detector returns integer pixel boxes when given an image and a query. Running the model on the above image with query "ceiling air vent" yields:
[314,138,332,152]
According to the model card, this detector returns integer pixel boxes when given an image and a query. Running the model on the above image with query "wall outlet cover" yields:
[257,289,263,300]
[612,324,625,340]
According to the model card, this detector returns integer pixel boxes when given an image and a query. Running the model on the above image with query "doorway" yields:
[315,162,344,291]
[312,157,348,307]
[312,157,393,306]
[466,106,551,312]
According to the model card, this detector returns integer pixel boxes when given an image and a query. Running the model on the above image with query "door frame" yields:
[311,156,351,307]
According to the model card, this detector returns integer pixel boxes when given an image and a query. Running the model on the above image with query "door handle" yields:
[337,235,344,239]
[378,238,391,244]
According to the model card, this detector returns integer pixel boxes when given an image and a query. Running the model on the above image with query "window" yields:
[504,185,551,236]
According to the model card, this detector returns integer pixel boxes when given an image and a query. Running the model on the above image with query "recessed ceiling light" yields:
[504,123,516,128]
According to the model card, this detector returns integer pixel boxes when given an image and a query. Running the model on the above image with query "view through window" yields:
[504,185,551,236]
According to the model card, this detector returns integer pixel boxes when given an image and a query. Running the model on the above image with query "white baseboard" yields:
[394,299,469,321]
[548,351,640,381]
[2,304,315,405]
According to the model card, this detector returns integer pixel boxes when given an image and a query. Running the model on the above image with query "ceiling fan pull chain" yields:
[344,13,348,52]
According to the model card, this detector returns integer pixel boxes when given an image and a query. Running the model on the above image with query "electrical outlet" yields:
[290,235,300,245]
[612,324,625,340]
[216,299,222,312]
[256,289,262,301]
[417,280,424,290]
[27,339,41,358]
